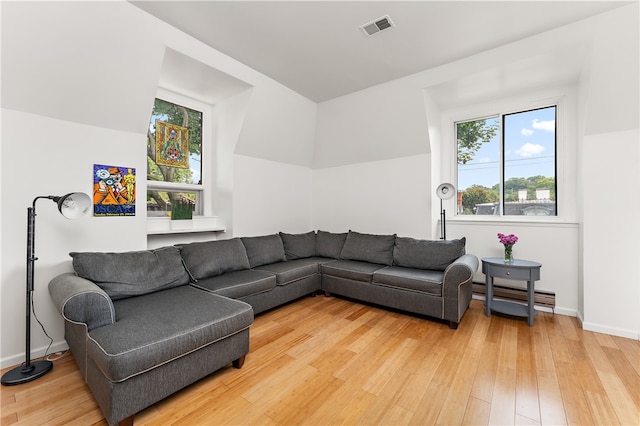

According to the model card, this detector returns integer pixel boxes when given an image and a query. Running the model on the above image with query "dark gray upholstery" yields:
[372,266,444,296]
[393,237,466,271]
[70,247,190,300]
[254,257,331,285]
[86,328,249,426]
[321,259,386,282]
[240,274,321,315]
[339,231,396,265]
[190,269,276,299]
[179,238,250,280]
[316,230,347,258]
[87,286,252,382]
[49,273,115,332]
[241,234,287,268]
[279,231,317,260]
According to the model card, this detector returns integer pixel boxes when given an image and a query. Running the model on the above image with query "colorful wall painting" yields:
[155,120,189,168]
[93,164,136,217]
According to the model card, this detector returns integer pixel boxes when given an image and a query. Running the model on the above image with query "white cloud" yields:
[517,143,545,157]
[532,119,555,132]
[521,128,534,136]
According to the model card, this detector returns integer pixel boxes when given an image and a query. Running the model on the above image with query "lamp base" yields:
[1,360,53,386]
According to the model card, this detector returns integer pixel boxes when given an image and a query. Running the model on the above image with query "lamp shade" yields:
[436,183,455,200]
[56,192,92,219]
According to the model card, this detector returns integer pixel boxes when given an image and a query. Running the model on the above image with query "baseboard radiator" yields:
[472,282,556,312]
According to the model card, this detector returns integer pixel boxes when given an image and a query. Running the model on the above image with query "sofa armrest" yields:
[49,273,115,331]
[442,254,479,325]
[443,254,479,296]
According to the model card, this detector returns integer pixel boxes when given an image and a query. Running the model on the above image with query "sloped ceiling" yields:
[1,1,165,134]
[130,1,631,103]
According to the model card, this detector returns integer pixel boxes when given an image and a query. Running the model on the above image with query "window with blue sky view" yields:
[457,106,556,216]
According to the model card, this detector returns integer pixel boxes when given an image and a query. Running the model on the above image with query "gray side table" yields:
[481,257,542,326]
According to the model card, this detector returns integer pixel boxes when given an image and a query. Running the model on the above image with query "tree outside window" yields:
[456,106,557,216]
[147,98,203,217]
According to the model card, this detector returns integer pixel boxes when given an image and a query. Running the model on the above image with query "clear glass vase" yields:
[504,245,514,263]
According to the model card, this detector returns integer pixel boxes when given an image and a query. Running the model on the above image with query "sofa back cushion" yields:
[279,231,317,260]
[241,234,287,268]
[316,230,347,259]
[179,238,250,281]
[70,246,191,300]
[393,237,466,271]
[339,231,396,266]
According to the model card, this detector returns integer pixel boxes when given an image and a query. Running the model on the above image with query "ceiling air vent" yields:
[360,15,395,37]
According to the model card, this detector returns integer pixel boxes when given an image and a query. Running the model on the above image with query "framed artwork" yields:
[155,120,189,168]
[93,164,136,217]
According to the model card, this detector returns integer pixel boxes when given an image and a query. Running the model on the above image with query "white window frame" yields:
[440,87,578,224]
[147,87,213,218]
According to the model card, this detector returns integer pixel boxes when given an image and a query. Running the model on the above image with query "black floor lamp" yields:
[436,183,455,240]
[1,192,91,386]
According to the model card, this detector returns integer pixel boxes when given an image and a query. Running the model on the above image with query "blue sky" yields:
[457,106,556,190]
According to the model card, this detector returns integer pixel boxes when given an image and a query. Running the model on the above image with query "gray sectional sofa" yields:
[48,230,478,425]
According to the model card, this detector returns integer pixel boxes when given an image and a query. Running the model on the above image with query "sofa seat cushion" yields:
[254,257,332,285]
[321,260,386,282]
[86,286,253,383]
[190,269,276,299]
[372,266,444,296]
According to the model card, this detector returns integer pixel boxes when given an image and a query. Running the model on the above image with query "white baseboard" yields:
[0,340,69,370]
[580,321,639,340]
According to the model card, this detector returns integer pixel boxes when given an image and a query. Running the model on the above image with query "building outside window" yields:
[147,97,205,217]
[456,105,557,216]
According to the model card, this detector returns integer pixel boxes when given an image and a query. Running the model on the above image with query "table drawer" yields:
[489,266,536,281]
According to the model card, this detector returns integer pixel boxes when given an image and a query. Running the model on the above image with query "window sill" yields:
[147,216,225,235]
[446,216,578,227]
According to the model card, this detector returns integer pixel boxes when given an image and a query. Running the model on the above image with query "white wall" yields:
[577,4,639,339]
[0,110,148,367]
[314,81,430,169]
[233,155,313,237]
[312,155,431,238]
[581,130,639,338]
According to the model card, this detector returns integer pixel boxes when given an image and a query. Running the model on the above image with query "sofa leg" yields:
[118,415,134,426]
[233,355,246,369]
[448,321,459,330]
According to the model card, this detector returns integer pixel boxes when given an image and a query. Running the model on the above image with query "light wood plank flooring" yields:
[2,297,639,425]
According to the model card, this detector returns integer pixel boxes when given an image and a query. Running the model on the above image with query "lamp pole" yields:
[2,193,91,386]
[2,198,53,385]
[440,198,446,240]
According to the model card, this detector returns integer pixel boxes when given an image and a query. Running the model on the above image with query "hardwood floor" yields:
[2,297,639,425]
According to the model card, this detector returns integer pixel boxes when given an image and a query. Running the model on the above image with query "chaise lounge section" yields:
[49,230,478,425]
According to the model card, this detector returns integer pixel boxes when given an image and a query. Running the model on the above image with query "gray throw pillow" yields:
[279,231,317,260]
[70,246,191,300]
[241,234,287,268]
[179,238,250,281]
[393,237,466,271]
[316,230,347,259]
[339,230,396,266]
